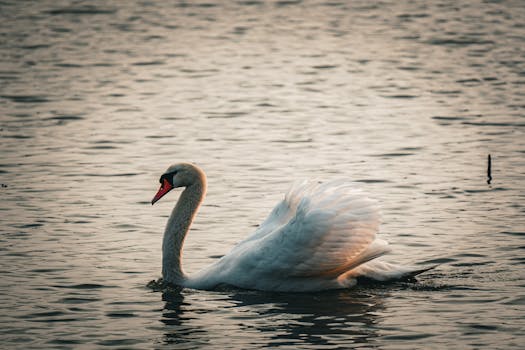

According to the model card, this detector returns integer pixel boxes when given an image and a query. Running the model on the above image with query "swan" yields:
[151,162,432,292]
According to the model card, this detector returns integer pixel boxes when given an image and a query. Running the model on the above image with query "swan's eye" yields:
[160,171,177,185]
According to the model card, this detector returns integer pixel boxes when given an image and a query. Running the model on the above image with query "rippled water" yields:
[1,0,524,348]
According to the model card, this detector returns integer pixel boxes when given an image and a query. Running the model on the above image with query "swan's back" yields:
[187,180,398,292]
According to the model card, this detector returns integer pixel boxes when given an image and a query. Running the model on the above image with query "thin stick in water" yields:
[487,154,492,184]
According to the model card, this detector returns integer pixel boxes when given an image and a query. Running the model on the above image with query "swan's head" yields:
[151,163,206,205]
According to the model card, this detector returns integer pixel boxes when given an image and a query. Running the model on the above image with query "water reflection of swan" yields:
[160,286,385,348]
[151,163,432,292]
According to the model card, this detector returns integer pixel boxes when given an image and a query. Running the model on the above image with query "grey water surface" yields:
[1,0,524,349]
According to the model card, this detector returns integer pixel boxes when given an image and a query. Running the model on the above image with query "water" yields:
[1,0,524,348]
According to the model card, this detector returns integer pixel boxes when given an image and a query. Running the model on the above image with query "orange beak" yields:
[151,178,174,205]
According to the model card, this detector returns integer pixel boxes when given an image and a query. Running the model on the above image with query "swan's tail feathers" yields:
[402,264,439,280]
[340,260,438,284]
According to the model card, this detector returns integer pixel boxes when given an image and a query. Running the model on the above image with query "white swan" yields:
[151,162,432,292]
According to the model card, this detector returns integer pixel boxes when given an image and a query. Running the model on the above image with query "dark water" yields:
[1,0,524,348]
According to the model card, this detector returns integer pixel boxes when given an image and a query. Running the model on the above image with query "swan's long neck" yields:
[162,176,206,285]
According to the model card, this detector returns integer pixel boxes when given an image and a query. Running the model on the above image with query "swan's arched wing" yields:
[243,180,307,242]
[235,180,387,279]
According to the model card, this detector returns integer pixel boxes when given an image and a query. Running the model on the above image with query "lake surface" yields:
[1,0,524,348]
